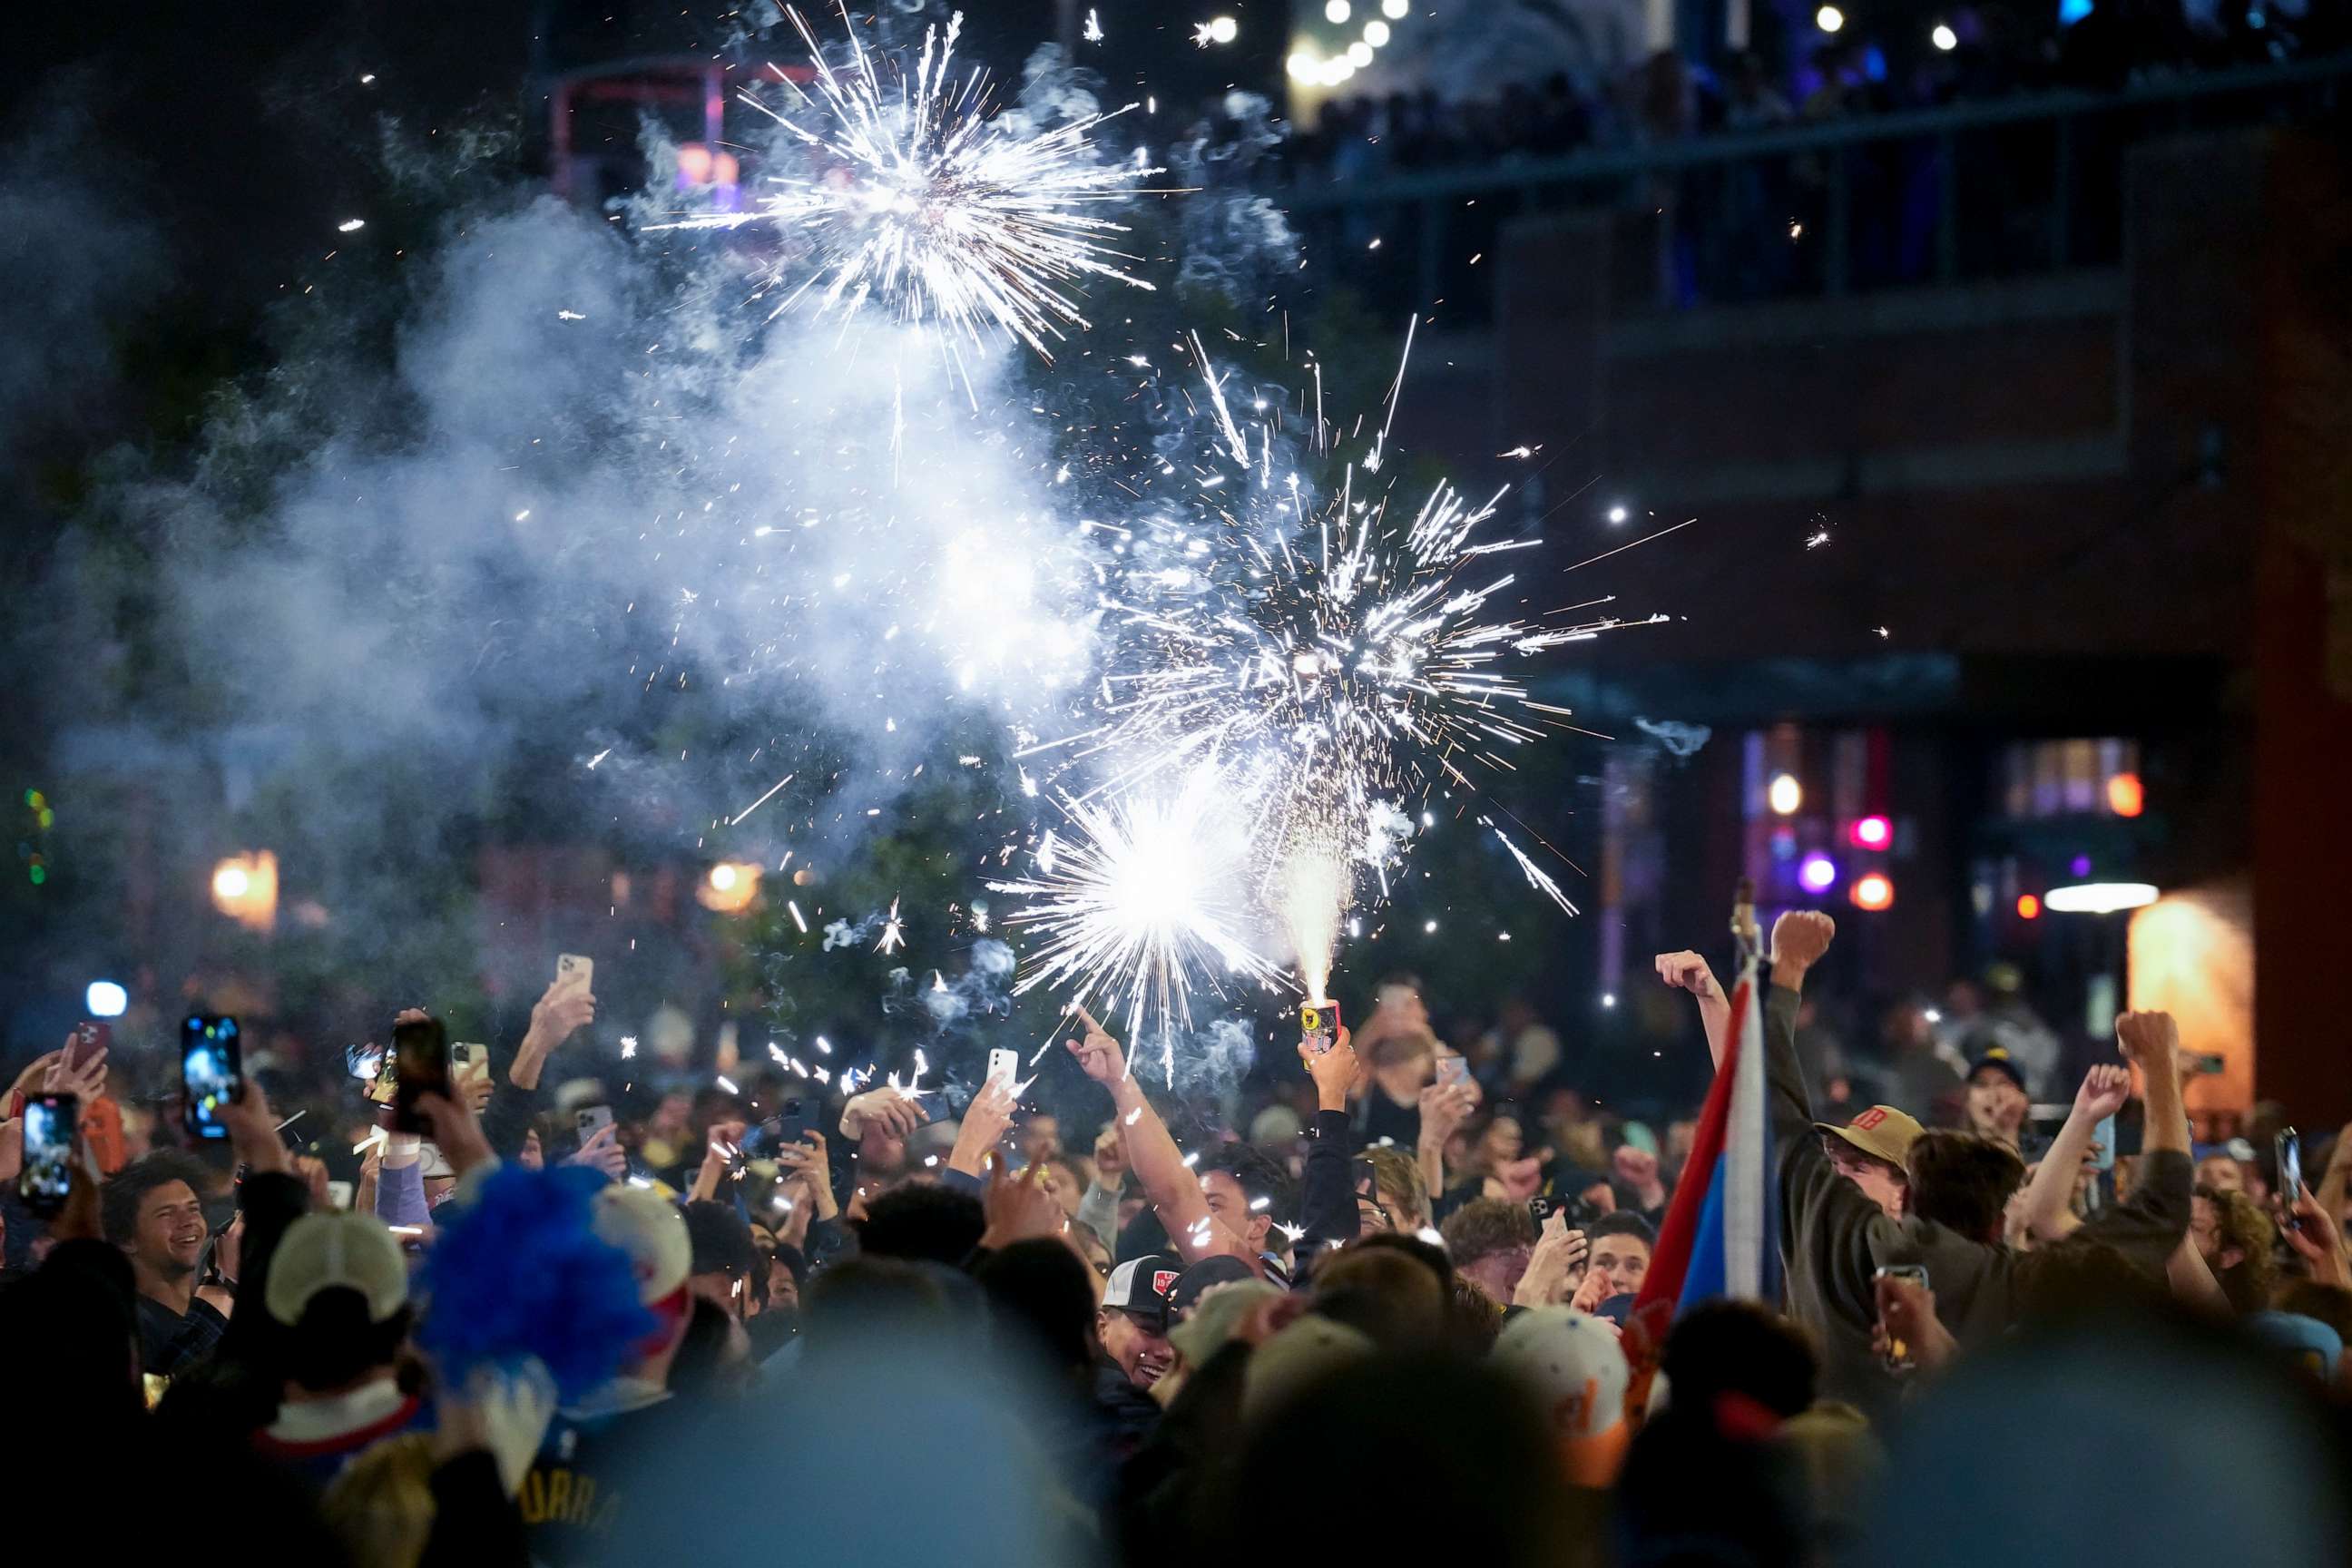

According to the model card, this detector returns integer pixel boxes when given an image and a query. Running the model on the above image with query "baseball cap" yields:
[593,1184,693,1306]
[683,1200,758,1279]
[1816,1104,1923,1169]
[1967,1046,2027,1093]
[1102,1253,1181,1328]
[1240,1315,1376,1420]
[2244,1312,2345,1386]
[265,1211,410,1328]
[1168,1253,1259,1319]
[1495,1306,1634,1485]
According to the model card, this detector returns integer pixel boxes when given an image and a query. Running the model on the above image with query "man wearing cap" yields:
[1098,1253,1178,1393]
[519,1185,698,1561]
[1817,1104,1924,1218]
[1963,1047,2032,1152]
[1659,918,2196,1429]
[251,1210,426,1482]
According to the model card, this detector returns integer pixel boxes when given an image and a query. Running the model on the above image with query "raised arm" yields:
[508,980,594,1093]
[2018,1064,2130,1244]
[1416,1079,1476,1211]
[1066,1008,1232,1263]
[2078,1013,2195,1269]
[1298,1029,1364,1248]
[1655,951,1734,1068]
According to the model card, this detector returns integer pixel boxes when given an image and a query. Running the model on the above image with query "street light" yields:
[211,851,279,933]
[2043,882,2159,915]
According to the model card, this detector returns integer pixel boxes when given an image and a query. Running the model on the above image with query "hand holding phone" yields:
[1874,1264,1930,1370]
[1435,1053,1471,1090]
[18,1093,78,1216]
[986,1047,1019,1090]
[389,1014,451,1134]
[2277,1129,2303,1229]
[181,1014,243,1142]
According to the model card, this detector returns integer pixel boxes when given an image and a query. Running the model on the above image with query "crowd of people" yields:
[1290,0,2344,182]
[3,909,2348,1563]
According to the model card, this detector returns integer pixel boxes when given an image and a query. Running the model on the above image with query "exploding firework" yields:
[651,6,1161,360]
[986,767,1284,1081]
[1024,326,1661,983]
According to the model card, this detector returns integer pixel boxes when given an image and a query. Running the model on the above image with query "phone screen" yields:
[389,1015,449,1133]
[19,1093,78,1213]
[1436,1054,1471,1089]
[181,1014,241,1141]
[2277,1129,2303,1209]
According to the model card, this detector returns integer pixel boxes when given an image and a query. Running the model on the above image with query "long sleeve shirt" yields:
[1767,982,2191,1426]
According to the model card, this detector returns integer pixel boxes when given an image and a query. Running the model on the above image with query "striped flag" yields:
[1625,954,1779,1393]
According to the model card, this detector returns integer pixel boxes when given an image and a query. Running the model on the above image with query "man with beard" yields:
[102,1150,224,1380]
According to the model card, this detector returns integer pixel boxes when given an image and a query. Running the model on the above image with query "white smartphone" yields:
[556,954,593,994]
[450,1043,491,1082]
[576,1104,615,1141]
[986,1048,1018,1089]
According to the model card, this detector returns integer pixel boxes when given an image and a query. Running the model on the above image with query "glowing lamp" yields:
[1817,5,1846,31]
[1768,773,1803,816]
[2107,772,2145,818]
[1325,0,1351,20]
[2043,882,2159,915]
[1850,873,1896,912]
[1287,52,1320,81]
[2016,894,2042,920]
[1932,23,1958,50]
[1850,815,1893,850]
[1798,854,1838,894]
[86,981,128,1018]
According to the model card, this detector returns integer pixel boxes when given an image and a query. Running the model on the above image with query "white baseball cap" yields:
[593,1184,692,1305]
[265,1211,411,1327]
[1494,1306,1633,1485]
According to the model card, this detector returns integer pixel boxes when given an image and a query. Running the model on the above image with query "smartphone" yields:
[326,1180,355,1210]
[576,1103,615,1142]
[66,1021,111,1073]
[181,1014,242,1142]
[1875,1263,1929,1370]
[1435,1054,1471,1090]
[2277,1129,2302,1228]
[2090,1112,2116,1173]
[450,1043,491,1084]
[555,954,593,994]
[771,1098,813,1151]
[18,1093,78,1216]
[1351,1157,1381,1200]
[389,1014,450,1134]
[986,1047,1018,1089]
[1300,998,1342,1056]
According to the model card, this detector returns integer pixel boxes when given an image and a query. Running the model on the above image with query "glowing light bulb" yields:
[1768,773,1803,816]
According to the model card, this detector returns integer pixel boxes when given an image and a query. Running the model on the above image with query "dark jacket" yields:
[1298,1109,1359,1269]
[1768,982,2192,1426]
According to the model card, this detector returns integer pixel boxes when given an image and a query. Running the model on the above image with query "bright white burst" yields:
[987,768,1282,1083]
[651,6,1160,360]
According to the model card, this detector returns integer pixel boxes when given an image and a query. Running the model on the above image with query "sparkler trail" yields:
[987,767,1285,1083]
[649,5,1161,361]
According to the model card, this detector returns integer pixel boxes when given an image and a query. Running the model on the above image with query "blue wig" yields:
[417,1165,656,1403]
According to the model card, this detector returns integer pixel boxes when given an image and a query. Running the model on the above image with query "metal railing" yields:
[1280,53,2349,314]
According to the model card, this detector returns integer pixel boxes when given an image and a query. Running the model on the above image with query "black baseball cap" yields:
[1168,1253,1259,1319]
[1967,1047,2027,1093]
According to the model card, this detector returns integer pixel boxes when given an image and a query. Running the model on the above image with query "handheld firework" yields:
[1299,996,1342,1056]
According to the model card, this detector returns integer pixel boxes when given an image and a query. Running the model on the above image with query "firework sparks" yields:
[876,896,906,953]
[989,767,1282,1083]
[649,6,1161,360]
